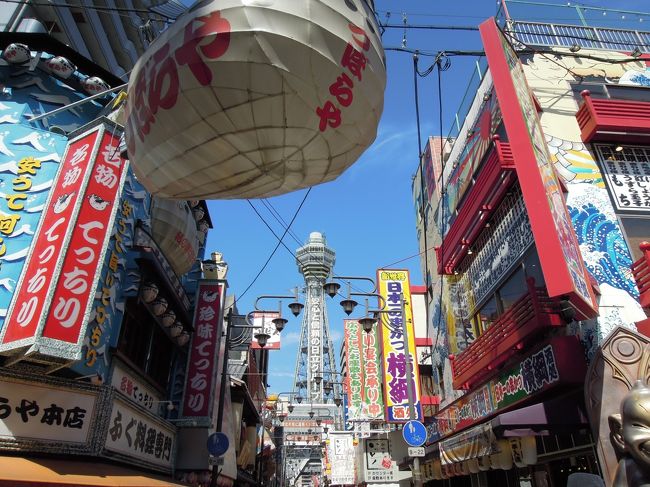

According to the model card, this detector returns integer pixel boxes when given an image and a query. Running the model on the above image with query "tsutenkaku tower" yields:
[293,232,339,404]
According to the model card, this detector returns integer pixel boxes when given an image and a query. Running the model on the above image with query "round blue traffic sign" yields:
[207,432,229,457]
[402,420,427,447]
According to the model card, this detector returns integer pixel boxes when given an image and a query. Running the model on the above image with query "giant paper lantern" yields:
[124,0,386,199]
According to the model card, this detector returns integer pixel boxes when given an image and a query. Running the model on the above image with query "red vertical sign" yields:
[479,18,597,319]
[42,130,127,346]
[0,128,101,347]
[183,281,224,417]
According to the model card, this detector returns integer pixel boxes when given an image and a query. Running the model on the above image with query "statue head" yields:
[609,380,650,470]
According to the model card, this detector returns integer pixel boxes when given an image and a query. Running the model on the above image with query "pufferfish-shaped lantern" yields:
[82,76,111,95]
[2,43,30,64]
[46,56,77,79]
[124,0,386,199]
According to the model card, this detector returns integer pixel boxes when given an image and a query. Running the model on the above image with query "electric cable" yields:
[232,187,311,307]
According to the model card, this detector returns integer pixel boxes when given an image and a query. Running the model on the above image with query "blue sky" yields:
[203,0,649,395]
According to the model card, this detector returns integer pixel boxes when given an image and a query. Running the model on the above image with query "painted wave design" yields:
[569,202,638,298]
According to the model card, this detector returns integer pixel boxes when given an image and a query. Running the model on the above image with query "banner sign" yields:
[182,281,225,417]
[250,311,281,350]
[40,128,128,358]
[434,336,585,439]
[377,269,422,422]
[0,126,101,351]
[480,18,597,319]
[344,319,364,418]
[361,320,385,420]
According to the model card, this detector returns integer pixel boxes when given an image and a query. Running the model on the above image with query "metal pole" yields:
[400,293,423,487]
[29,83,128,122]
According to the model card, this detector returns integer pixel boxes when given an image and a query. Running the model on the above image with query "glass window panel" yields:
[477,296,499,333]
[523,248,545,288]
[498,267,527,311]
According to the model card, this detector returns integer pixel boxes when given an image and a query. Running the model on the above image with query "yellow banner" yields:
[377,269,423,422]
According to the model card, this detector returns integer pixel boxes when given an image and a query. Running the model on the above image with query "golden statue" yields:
[609,380,650,487]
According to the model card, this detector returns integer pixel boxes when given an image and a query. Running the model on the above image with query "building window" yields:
[471,247,546,338]
[117,298,175,390]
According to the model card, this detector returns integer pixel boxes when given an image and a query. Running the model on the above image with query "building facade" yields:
[412,7,650,486]
[0,16,272,487]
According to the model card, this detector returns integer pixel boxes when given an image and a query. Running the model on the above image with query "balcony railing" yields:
[632,242,650,310]
[576,90,650,143]
[450,279,564,390]
[436,136,515,275]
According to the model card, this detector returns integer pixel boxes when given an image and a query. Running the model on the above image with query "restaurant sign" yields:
[0,372,108,455]
[435,336,585,439]
[104,397,175,471]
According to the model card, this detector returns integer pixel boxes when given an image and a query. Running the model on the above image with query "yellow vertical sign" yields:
[377,269,423,422]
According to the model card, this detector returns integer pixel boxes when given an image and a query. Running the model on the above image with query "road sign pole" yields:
[400,293,423,487]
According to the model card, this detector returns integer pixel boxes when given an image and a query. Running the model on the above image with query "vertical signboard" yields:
[344,320,363,420]
[480,18,597,319]
[250,311,281,350]
[40,129,128,358]
[377,270,423,422]
[328,434,356,485]
[361,323,384,420]
[0,126,102,353]
[182,281,225,417]
[308,283,323,403]
[0,128,67,331]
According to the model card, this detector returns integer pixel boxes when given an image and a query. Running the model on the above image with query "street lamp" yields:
[324,274,424,487]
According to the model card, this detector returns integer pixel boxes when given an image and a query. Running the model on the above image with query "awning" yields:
[439,423,496,465]
[490,391,589,437]
[0,456,188,486]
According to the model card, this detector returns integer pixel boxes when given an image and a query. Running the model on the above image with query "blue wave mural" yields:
[568,202,638,298]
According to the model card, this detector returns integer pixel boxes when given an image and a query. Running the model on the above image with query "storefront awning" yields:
[490,391,589,437]
[0,456,188,486]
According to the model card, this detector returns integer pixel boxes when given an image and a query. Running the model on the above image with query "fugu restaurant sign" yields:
[0,120,127,362]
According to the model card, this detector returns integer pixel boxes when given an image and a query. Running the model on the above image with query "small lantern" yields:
[81,76,110,95]
[192,207,205,222]
[169,321,183,338]
[151,297,168,316]
[176,330,190,346]
[140,282,159,303]
[2,43,30,64]
[46,56,77,79]
[161,310,176,327]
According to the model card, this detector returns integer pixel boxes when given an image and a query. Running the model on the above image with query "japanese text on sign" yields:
[105,400,174,468]
[183,282,223,417]
[43,130,127,346]
[316,23,370,132]
[1,130,100,347]
[0,156,43,262]
[377,270,422,422]
[596,145,650,213]
[0,378,96,444]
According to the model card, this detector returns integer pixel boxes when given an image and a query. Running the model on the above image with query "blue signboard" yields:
[207,432,229,457]
[402,420,427,447]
